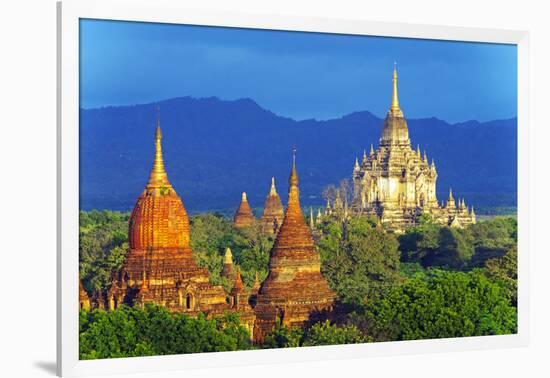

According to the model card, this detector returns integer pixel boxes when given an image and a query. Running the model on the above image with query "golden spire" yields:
[289,146,299,187]
[224,247,233,265]
[242,192,248,202]
[387,62,404,118]
[269,177,278,196]
[391,63,400,112]
[147,107,171,189]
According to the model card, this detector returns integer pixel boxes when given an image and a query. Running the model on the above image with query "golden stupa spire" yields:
[147,106,171,189]
[289,145,299,187]
[391,62,400,111]
[224,247,233,265]
[389,62,404,117]
[270,177,278,196]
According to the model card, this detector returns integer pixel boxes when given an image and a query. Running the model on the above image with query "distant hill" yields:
[79,96,517,214]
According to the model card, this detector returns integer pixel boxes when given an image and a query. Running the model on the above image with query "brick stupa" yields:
[253,152,336,343]
[260,177,284,236]
[234,192,256,229]
[108,119,232,316]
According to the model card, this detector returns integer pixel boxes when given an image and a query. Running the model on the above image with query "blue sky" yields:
[80,19,517,123]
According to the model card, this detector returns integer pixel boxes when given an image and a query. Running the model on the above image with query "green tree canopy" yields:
[317,217,401,307]
[79,305,252,359]
[263,320,368,348]
[358,269,517,342]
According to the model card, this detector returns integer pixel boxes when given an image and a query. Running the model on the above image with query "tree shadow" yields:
[34,361,56,376]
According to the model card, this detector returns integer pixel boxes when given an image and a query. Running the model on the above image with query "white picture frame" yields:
[57,0,530,376]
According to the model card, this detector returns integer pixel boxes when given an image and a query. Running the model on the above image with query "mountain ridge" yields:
[79,96,517,213]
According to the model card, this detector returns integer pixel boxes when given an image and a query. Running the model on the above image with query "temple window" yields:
[185,293,194,310]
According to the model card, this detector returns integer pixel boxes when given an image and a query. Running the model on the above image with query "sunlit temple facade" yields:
[346,67,476,232]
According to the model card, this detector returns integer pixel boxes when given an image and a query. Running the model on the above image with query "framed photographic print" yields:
[57,0,529,376]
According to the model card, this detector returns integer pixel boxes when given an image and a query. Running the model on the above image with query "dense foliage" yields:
[317,216,402,306]
[190,213,272,290]
[79,305,252,359]
[263,320,368,348]
[79,210,518,358]
[79,211,130,294]
[398,215,517,270]
[350,269,517,341]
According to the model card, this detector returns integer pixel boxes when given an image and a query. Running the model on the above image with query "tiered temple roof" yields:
[234,192,256,229]
[253,151,336,343]
[260,177,284,236]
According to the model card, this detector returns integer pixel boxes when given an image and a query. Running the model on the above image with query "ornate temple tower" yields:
[260,177,284,236]
[108,117,231,316]
[350,66,475,232]
[234,192,256,229]
[253,151,336,343]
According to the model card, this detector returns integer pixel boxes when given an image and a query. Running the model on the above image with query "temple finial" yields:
[224,247,233,265]
[242,192,248,202]
[270,177,277,195]
[370,143,375,155]
[147,106,170,189]
[391,62,400,112]
[289,146,299,187]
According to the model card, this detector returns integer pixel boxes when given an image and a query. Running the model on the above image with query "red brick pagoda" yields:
[108,119,238,318]
[253,151,336,343]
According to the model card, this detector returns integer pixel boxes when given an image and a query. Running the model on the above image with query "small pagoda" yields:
[221,247,235,280]
[253,150,336,343]
[260,177,284,236]
[233,192,256,229]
